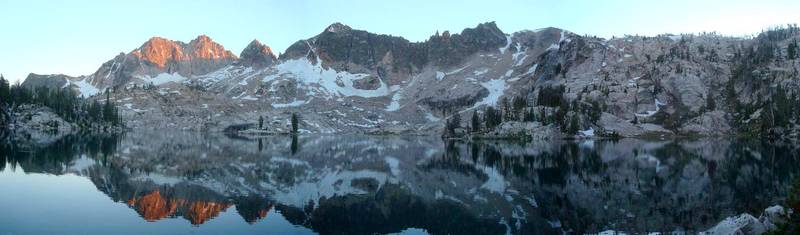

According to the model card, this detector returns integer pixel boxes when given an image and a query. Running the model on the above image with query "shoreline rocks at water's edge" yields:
[701,205,791,235]
[1,104,124,144]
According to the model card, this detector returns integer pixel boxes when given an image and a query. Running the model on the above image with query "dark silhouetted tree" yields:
[0,75,9,105]
[291,113,298,134]
[706,93,716,111]
[484,106,502,130]
[788,40,798,60]
[471,110,480,132]
[567,115,580,135]
[446,112,461,135]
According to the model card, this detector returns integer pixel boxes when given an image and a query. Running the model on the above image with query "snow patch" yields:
[72,78,100,98]
[240,95,258,101]
[435,65,470,81]
[579,128,595,137]
[512,43,528,67]
[273,57,390,98]
[424,112,440,122]
[473,68,489,76]
[435,71,445,81]
[522,64,538,77]
[635,99,665,117]
[272,100,307,108]
[270,157,310,167]
[139,73,187,86]
[499,35,512,54]
[470,79,507,108]
[559,29,570,43]
[627,76,641,87]
[386,92,403,111]
[447,65,469,75]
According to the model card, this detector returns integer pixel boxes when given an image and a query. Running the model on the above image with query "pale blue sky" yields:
[1,0,799,83]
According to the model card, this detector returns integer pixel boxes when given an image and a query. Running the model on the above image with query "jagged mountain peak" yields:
[187,34,238,61]
[325,22,352,33]
[132,36,186,68]
[243,39,271,53]
[238,39,277,68]
[472,21,503,33]
[132,35,237,65]
[460,21,506,41]
[142,36,177,44]
[192,34,213,42]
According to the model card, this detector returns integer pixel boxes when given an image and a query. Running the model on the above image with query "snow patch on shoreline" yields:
[579,128,595,137]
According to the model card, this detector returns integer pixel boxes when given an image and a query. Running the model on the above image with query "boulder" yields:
[702,205,790,235]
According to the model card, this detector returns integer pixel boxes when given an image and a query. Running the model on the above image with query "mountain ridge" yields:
[18,22,800,139]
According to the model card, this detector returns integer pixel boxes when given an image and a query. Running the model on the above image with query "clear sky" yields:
[1,0,799,83]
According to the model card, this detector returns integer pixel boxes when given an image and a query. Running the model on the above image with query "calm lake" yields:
[0,132,797,234]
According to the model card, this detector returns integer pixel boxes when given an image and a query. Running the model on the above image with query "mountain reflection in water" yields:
[0,132,798,235]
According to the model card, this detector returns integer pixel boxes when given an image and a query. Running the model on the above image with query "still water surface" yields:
[0,132,797,234]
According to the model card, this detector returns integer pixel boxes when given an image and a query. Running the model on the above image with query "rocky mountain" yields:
[20,73,72,90]
[238,39,277,68]
[19,22,800,137]
[81,35,237,90]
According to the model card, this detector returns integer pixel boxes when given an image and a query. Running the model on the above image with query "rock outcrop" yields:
[5,104,77,144]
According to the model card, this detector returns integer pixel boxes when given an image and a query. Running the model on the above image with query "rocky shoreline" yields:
[1,104,123,144]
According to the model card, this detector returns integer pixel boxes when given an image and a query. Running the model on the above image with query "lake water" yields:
[0,132,798,234]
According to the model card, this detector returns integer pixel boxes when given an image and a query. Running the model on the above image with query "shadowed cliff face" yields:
[280,21,508,76]
[1,132,799,234]
[238,39,277,68]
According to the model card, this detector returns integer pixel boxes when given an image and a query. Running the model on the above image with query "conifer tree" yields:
[291,113,298,134]
[0,74,9,105]
[471,110,480,132]
[706,93,716,111]
[788,40,798,60]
